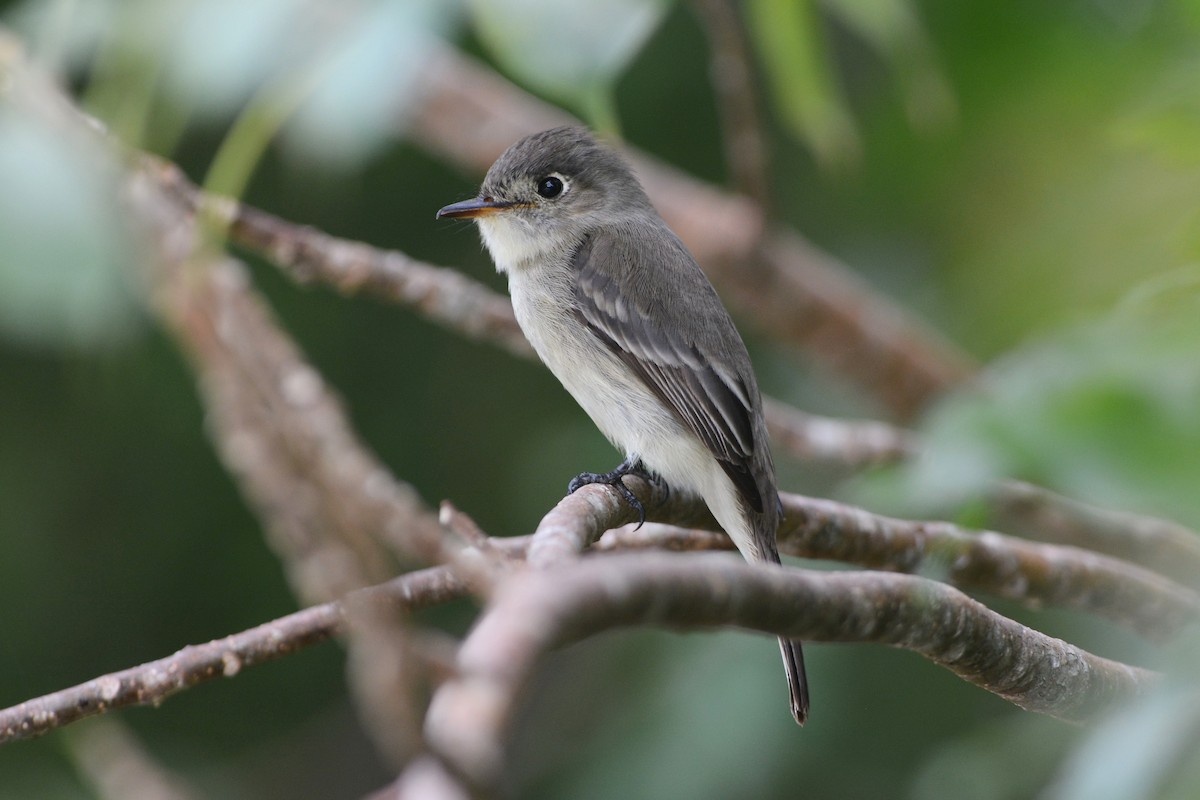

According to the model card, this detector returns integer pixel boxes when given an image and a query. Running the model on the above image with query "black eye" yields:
[536,175,564,199]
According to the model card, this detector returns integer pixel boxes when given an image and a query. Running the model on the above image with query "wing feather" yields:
[571,230,763,512]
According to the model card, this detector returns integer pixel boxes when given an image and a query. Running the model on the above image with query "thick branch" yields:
[130,170,448,610]
[426,553,1155,789]
[521,481,1200,638]
[2,501,1181,747]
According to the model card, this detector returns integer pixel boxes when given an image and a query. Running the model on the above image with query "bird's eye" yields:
[536,175,565,199]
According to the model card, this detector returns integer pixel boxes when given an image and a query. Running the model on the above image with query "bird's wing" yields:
[571,229,764,513]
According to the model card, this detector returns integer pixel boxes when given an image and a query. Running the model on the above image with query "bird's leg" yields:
[567,456,667,529]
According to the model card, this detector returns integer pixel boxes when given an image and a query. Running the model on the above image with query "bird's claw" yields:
[567,457,665,530]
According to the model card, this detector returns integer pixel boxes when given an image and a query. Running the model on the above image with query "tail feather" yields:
[705,465,810,725]
[778,636,809,726]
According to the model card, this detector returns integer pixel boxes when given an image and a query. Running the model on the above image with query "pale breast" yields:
[506,266,709,492]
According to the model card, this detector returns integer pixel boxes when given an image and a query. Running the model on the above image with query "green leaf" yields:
[468,0,670,134]
[873,274,1200,527]
[284,0,460,168]
[10,0,460,167]
[746,0,859,168]
[1046,681,1200,800]
[0,108,140,350]
[821,0,955,133]
[1112,56,1200,168]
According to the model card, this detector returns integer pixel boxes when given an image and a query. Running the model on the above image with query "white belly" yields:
[507,267,757,557]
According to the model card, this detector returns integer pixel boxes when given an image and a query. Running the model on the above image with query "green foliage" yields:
[870,274,1200,528]
[747,0,948,168]
[748,0,860,166]
[468,0,670,135]
[0,107,139,350]
[1046,679,1200,800]
[3,1,1200,798]
[11,0,458,164]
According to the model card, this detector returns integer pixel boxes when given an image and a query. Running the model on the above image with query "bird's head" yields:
[436,126,649,271]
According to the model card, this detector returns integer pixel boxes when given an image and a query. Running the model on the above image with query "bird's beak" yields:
[435,196,515,220]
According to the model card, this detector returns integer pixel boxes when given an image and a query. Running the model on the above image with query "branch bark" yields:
[779,494,1200,640]
[0,567,465,746]
[5,485,1185,749]
[991,481,1200,590]
[425,552,1156,790]
[520,481,1200,639]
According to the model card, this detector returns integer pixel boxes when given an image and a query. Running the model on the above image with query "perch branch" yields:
[2,492,1184,748]
[425,552,1156,789]
[521,480,1200,638]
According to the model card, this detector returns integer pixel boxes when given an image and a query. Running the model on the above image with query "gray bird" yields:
[437,126,809,725]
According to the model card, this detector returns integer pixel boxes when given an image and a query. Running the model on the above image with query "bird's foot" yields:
[567,457,667,529]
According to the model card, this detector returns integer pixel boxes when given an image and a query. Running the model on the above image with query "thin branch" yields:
[406,45,978,420]
[425,552,1156,790]
[64,718,204,800]
[0,567,465,746]
[991,481,1200,590]
[2,495,1185,747]
[596,522,734,553]
[692,0,772,206]
[780,494,1200,640]
[147,155,914,469]
[225,201,535,361]
[762,397,917,466]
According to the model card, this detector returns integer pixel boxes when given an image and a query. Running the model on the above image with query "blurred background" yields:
[2,0,1200,797]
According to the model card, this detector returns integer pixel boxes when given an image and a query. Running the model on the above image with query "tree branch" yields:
[425,552,1156,790]
[692,0,772,207]
[0,567,466,746]
[63,718,203,800]
[991,481,1200,590]
[147,156,915,470]
[521,480,1200,638]
[2,497,1180,748]
[780,494,1200,640]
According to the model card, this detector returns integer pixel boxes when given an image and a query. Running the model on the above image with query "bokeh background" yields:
[2,0,1200,797]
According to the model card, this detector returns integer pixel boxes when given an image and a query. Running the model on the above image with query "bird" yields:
[436,125,809,725]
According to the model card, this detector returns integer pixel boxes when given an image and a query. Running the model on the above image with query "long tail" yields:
[778,635,809,725]
[751,523,809,725]
[759,519,809,725]
[706,469,810,725]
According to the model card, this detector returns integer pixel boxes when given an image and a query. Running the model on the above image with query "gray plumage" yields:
[437,126,809,725]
